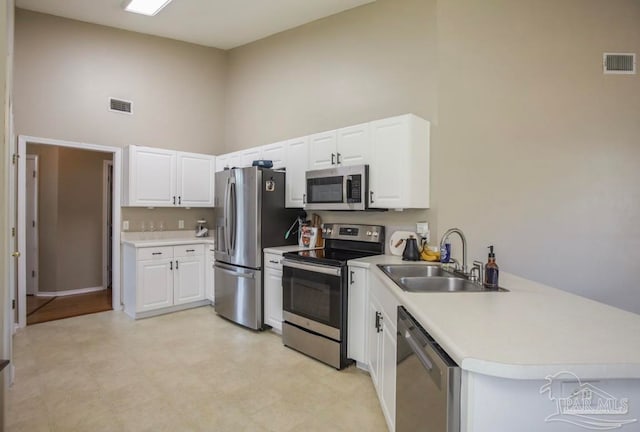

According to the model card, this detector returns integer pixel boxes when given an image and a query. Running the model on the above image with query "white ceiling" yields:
[15,0,375,50]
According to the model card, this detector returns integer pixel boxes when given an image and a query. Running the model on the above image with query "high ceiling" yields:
[15,0,376,49]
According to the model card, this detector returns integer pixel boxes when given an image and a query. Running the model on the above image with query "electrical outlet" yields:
[122,220,129,231]
[416,222,429,242]
[178,220,184,229]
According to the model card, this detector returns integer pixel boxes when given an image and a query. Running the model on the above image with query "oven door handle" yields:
[281,259,342,277]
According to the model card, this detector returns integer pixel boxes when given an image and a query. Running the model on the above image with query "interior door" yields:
[25,155,38,295]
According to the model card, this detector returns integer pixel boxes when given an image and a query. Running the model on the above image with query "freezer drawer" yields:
[214,262,262,330]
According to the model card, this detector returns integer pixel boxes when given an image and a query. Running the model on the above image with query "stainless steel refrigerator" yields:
[213,167,298,330]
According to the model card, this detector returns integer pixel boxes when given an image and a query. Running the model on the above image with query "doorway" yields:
[17,136,122,328]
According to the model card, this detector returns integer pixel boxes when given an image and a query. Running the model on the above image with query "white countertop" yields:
[349,255,640,380]
[121,231,215,248]
[263,245,323,255]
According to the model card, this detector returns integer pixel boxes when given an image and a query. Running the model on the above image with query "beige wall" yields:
[56,148,112,291]
[434,0,640,313]
[226,0,436,229]
[13,9,227,155]
[27,144,112,292]
[224,0,640,314]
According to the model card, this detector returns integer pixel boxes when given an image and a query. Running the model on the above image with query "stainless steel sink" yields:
[378,264,455,278]
[377,264,508,293]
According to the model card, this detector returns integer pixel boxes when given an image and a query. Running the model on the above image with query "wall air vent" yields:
[109,97,133,114]
[603,53,636,74]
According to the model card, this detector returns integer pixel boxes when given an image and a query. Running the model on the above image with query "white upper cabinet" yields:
[215,154,229,172]
[177,152,215,207]
[308,124,370,170]
[308,130,338,170]
[241,147,262,167]
[285,136,309,208]
[123,145,215,207]
[228,151,243,169]
[337,123,370,166]
[123,146,176,207]
[261,141,287,169]
[369,114,430,209]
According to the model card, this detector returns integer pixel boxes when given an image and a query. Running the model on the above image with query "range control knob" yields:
[372,231,379,237]
[366,231,372,236]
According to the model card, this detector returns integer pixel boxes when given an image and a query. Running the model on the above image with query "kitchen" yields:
[2,0,640,431]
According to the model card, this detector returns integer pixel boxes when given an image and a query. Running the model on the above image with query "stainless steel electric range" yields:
[281,223,385,369]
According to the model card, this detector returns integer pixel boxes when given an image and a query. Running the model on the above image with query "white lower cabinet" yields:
[263,252,284,332]
[123,243,208,318]
[364,270,399,432]
[348,266,368,365]
[136,258,174,312]
[205,246,215,302]
[174,255,205,305]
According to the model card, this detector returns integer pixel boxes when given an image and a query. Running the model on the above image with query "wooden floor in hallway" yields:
[27,289,112,325]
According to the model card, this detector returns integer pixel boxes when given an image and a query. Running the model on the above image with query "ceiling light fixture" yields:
[124,0,173,16]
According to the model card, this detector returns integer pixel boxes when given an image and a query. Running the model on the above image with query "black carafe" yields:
[402,236,421,261]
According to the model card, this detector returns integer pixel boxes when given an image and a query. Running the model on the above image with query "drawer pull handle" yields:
[269,260,279,264]
[186,249,195,252]
[152,252,162,256]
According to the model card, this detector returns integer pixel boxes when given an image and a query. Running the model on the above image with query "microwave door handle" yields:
[345,176,352,202]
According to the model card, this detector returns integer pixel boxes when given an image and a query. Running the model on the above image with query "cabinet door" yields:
[228,151,243,169]
[308,131,337,170]
[348,267,368,364]
[261,141,287,169]
[241,147,263,167]
[264,267,284,332]
[337,123,370,166]
[174,256,205,305]
[177,152,215,207]
[369,116,410,208]
[215,154,229,172]
[205,247,215,302]
[367,293,383,391]
[129,147,177,207]
[381,319,397,431]
[136,259,173,312]
[285,136,309,208]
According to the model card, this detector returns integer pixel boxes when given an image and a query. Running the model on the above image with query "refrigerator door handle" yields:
[224,177,231,255]
[229,179,237,254]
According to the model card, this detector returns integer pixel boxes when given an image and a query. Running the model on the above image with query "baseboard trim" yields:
[37,286,105,297]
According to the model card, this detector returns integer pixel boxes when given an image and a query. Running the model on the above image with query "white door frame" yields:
[25,154,38,295]
[17,135,122,328]
[102,160,113,290]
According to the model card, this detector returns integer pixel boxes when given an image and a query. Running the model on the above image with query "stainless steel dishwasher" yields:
[396,306,461,432]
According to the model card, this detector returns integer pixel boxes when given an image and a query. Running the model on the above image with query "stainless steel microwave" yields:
[304,165,368,211]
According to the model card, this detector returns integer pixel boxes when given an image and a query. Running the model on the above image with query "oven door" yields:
[282,259,344,340]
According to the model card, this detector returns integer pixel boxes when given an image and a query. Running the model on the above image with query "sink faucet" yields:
[440,228,467,274]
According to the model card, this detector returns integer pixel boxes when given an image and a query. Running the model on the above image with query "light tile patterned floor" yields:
[7,306,388,432]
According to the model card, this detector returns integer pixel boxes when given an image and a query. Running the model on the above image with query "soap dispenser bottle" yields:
[484,245,499,289]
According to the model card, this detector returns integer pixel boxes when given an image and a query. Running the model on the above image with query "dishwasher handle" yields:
[403,328,433,371]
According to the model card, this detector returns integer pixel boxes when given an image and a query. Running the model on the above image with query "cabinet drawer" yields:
[264,253,283,270]
[174,244,205,258]
[137,246,174,261]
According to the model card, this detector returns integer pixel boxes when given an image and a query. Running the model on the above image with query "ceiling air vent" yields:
[109,97,133,114]
[603,53,636,74]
